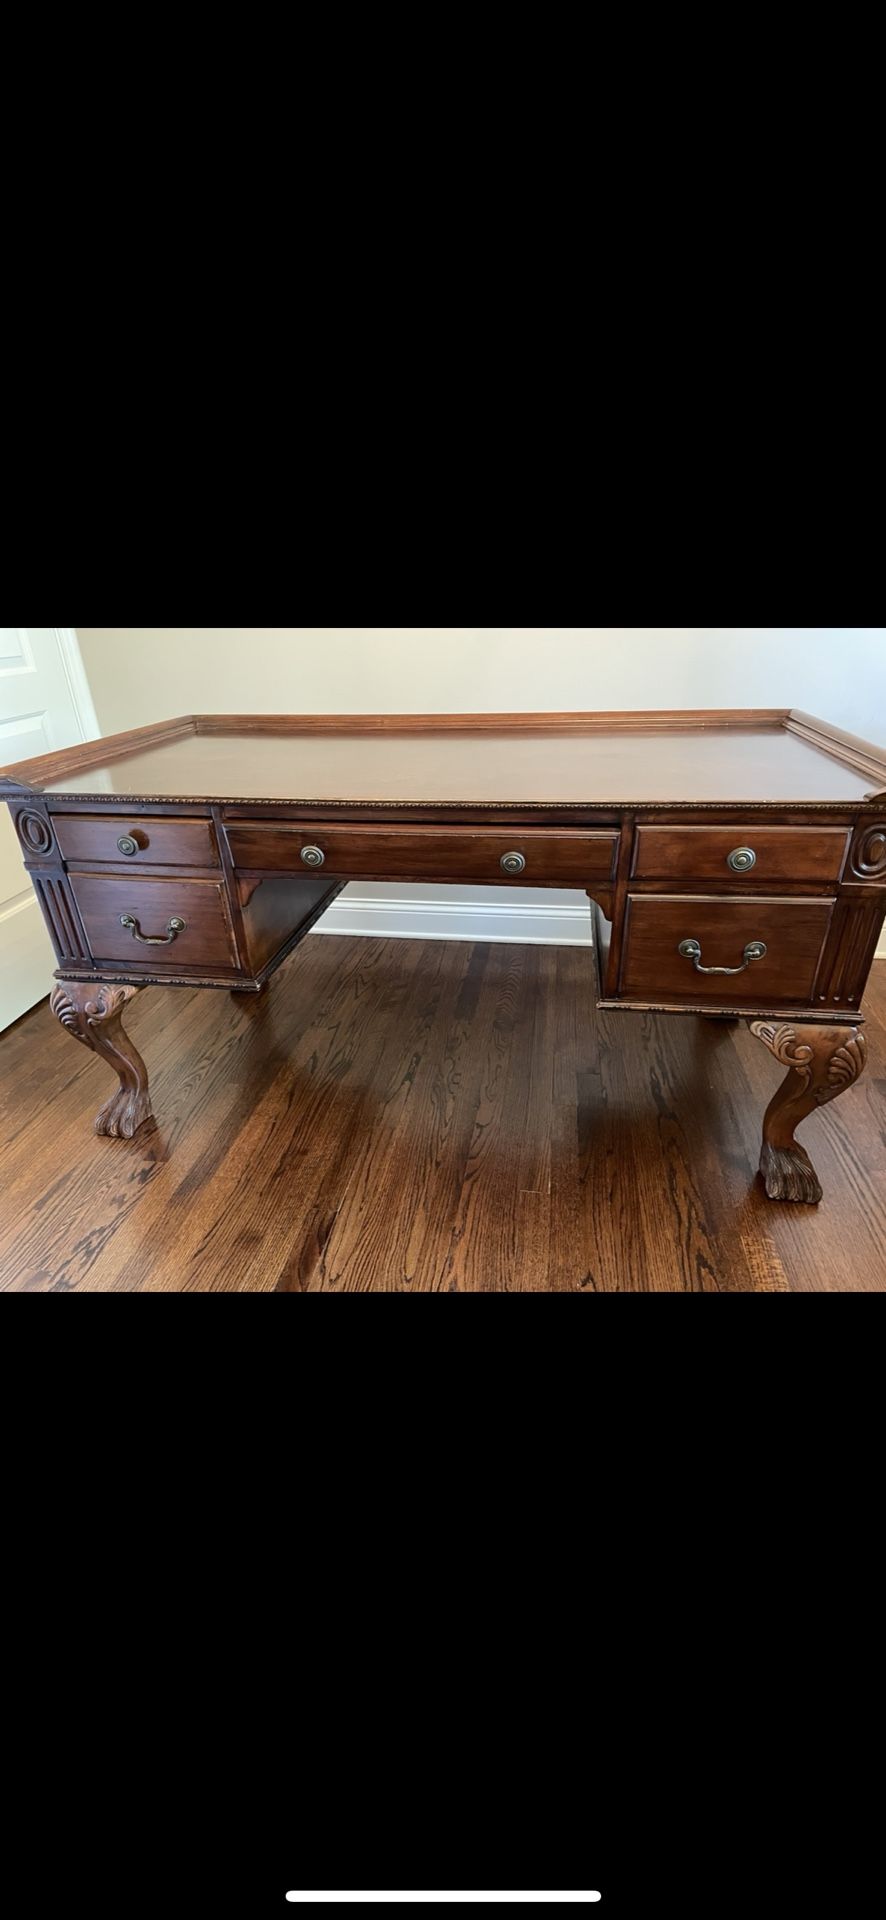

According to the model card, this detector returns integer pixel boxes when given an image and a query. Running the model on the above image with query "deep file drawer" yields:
[69,874,237,969]
[619,895,834,1003]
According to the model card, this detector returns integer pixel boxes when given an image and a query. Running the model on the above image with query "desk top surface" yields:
[5,712,885,808]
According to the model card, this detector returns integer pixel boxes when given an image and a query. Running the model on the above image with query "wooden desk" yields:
[3,709,885,1205]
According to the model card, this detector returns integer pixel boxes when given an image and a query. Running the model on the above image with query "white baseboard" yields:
[313,891,593,946]
[313,889,886,957]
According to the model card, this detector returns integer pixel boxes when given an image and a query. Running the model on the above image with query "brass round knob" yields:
[727,847,756,873]
[500,851,526,875]
[117,835,139,857]
[300,845,325,868]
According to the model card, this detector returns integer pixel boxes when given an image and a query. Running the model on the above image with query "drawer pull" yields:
[300,845,325,868]
[117,835,140,858]
[500,851,526,875]
[678,937,767,975]
[120,914,187,945]
[727,847,757,873]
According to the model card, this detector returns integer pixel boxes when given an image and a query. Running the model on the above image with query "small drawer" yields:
[70,874,237,970]
[225,821,619,886]
[619,895,834,1004]
[53,812,218,868]
[631,825,849,885]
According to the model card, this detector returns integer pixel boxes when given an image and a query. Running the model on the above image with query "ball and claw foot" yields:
[758,1139,823,1205]
[749,1020,867,1204]
[94,1083,154,1139]
[51,980,154,1140]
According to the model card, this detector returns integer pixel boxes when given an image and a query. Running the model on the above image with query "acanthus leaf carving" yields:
[749,1020,868,1203]
[50,981,153,1139]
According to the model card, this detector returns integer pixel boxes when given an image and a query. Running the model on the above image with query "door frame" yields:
[0,626,100,1031]
[52,626,101,740]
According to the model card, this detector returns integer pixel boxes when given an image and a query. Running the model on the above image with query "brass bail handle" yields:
[120,914,186,946]
[678,938,767,976]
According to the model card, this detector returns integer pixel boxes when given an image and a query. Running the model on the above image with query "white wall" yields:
[74,629,886,951]
[76,628,886,740]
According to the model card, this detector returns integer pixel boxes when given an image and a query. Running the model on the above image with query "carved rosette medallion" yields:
[15,808,54,857]
[850,822,886,880]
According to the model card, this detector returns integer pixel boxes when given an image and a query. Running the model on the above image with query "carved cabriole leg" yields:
[50,982,153,1139]
[749,1021,867,1204]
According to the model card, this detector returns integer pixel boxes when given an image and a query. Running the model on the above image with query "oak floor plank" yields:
[391,943,495,1293]
[121,938,423,1292]
[440,945,539,1293]
[514,944,555,1292]
[436,942,556,1294]
[279,936,457,1292]
[547,947,585,1291]
[1,940,883,1293]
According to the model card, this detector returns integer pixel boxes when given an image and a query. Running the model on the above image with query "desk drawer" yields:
[632,825,849,885]
[620,895,834,1004]
[70,874,237,969]
[54,812,218,868]
[225,822,619,886]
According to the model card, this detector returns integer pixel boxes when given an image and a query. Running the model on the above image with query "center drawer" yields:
[225,822,619,886]
[70,874,237,970]
[619,895,834,1004]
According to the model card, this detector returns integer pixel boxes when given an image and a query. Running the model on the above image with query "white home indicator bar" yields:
[285,1898,602,1906]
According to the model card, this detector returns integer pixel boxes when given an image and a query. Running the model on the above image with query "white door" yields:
[0,627,99,1030]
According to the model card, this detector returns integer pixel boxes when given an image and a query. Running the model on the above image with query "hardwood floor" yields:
[2,937,884,1291]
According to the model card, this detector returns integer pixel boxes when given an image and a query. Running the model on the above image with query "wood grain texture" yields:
[2,711,877,806]
[196,709,794,734]
[32,872,92,965]
[54,812,218,868]
[236,873,345,974]
[631,825,850,885]
[4,706,883,811]
[2,941,884,1292]
[619,896,834,1003]
[5,708,882,1230]
[28,730,877,807]
[225,822,619,887]
[50,982,152,1139]
[814,894,886,1009]
[0,715,197,791]
[11,801,57,862]
[749,1020,868,1203]
[784,711,886,792]
[69,873,239,971]
[848,820,886,880]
